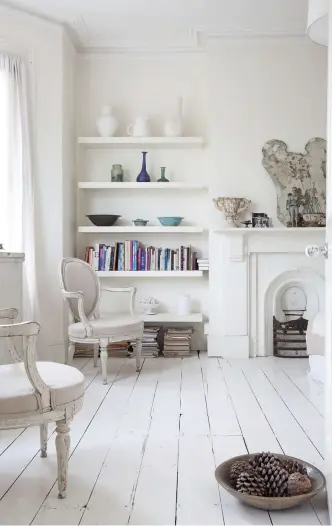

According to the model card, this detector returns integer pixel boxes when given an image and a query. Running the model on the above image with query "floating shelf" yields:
[78,182,207,190]
[78,136,204,147]
[79,226,204,234]
[96,271,204,278]
[140,313,203,323]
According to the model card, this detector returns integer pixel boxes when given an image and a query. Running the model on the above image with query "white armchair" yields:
[0,308,84,499]
[59,257,144,384]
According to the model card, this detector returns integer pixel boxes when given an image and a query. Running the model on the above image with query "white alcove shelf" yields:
[78,182,207,190]
[78,137,204,148]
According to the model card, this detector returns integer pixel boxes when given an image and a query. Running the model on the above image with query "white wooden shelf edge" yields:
[78,136,204,146]
[78,181,207,190]
[140,313,203,322]
[214,227,326,233]
[96,270,204,277]
[79,226,204,233]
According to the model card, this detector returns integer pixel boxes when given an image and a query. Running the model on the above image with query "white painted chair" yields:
[60,257,144,384]
[0,308,85,499]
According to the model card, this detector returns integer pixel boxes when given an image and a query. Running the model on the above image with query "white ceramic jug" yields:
[127,117,150,137]
[96,105,118,137]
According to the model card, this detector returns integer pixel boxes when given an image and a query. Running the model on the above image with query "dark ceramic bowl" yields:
[215,453,325,511]
[87,215,121,227]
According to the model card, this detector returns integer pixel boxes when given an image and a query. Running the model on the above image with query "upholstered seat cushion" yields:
[68,314,143,339]
[0,362,85,415]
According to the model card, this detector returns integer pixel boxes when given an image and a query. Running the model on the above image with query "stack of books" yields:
[74,341,131,358]
[131,327,160,357]
[163,328,193,357]
[84,242,198,272]
[197,258,209,271]
[108,341,131,357]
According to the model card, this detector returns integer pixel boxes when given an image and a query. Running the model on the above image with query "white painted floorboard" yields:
[0,355,329,525]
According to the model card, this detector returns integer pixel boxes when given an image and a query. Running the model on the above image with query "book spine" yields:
[118,243,125,271]
[130,241,133,271]
[138,246,142,271]
[142,249,146,271]
[105,246,111,271]
[180,246,184,271]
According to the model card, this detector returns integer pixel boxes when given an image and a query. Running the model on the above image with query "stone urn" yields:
[213,197,251,227]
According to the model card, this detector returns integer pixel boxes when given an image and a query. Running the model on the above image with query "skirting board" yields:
[208,335,249,358]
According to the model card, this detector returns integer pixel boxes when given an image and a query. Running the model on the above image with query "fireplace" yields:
[208,228,325,358]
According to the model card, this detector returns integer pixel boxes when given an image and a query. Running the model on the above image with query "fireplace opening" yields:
[273,286,309,358]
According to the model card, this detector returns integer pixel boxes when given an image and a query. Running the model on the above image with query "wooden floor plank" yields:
[260,361,324,455]
[66,359,161,526]
[281,361,324,417]
[129,359,182,525]
[221,361,282,453]
[177,434,223,525]
[199,354,241,436]
[180,357,210,435]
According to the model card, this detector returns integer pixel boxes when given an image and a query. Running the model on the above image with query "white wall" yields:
[208,38,327,228]
[0,7,76,360]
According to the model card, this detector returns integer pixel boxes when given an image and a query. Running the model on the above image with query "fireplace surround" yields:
[208,228,325,358]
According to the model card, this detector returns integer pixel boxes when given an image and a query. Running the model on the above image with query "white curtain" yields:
[0,53,39,321]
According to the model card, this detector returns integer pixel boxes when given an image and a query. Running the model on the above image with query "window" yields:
[0,69,9,249]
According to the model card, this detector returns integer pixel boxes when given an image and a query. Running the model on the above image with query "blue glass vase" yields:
[136,151,150,182]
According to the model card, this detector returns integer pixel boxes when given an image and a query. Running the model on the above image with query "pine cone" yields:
[288,472,312,496]
[262,466,289,497]
[282,459,307,476]
[230,461,252,486]
[249,452,281,472]
[236,471,266,497]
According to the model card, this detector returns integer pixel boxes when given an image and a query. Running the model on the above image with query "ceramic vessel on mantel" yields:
[164,96,184,137]
[127,117,150,137]
[136,151,150,182]
[96,105,118,137]
[213,197,251,227]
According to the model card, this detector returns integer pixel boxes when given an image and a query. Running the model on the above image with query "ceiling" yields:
[2,0,309,52]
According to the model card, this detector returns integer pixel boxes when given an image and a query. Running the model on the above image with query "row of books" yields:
[84,242,198,272]
[163,327,193,357]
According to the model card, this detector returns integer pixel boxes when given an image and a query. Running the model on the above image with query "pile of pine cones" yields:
[229,453,312,498]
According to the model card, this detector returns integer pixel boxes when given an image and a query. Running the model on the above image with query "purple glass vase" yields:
[136,151,150,182]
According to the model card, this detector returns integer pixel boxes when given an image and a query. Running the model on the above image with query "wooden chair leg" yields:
[93,343,99,367]
[66,343,75,364]
[55,420,70,499]
[100,345,108,385]
[135,337,142,372]
[40,423,48,458]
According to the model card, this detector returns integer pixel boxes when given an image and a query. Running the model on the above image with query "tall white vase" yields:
[164,96,183,137]
[96,105,118,137]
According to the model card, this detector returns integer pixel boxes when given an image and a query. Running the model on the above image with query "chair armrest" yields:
[0,308,18,321]
[61,290,93,337]
[0,321,51,410]
[101,287,136,315]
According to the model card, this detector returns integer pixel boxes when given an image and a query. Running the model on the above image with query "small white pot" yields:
[177,294,191,315]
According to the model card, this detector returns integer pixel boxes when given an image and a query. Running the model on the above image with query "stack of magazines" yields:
[132,327,160,357]
[163,328,193,357]
[197,258,209,271]
[74,341,131,358]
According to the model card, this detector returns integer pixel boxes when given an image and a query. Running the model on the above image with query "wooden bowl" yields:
[215,453,325,511]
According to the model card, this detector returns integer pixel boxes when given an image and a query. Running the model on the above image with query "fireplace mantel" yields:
[208,228,325,358]
[213,228,325,262]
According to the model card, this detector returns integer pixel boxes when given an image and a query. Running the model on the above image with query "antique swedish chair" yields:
[0,308,85,498]
[59,257,143,384]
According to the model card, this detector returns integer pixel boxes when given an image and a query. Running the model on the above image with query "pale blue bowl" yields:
[158,217,184,227]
